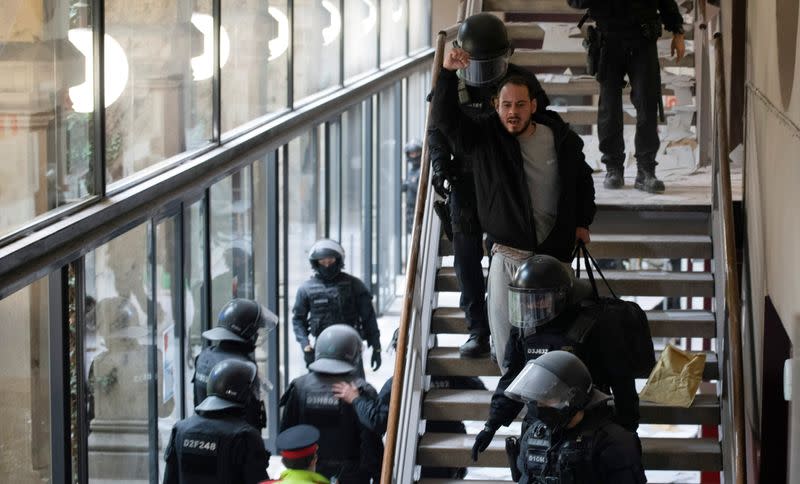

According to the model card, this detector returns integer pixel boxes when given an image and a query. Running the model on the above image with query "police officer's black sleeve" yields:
[658,0,684,34]
[487,331,526,429]
[353,277,381,349]
[589,320,640,431]
[233,427,270,484]
[566,129,597,229]
[430,68,482,154]
[427,123,457,179]
[291,285,311,348]
[356,383,385,478]
[162,427,178,484]
[279,382,298,431]
[353,377,392,435]
[595,425,647,483]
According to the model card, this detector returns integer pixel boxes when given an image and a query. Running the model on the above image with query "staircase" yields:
[405,1,724,482]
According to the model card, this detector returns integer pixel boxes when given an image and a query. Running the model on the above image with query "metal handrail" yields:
[712,31,746,484]
[380,29,449,484]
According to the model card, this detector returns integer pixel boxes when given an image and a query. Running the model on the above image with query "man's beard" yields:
[505,117,531,136]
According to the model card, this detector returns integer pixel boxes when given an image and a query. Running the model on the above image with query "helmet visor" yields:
[457,55,510,87]
[504,360,573,407]
[508,287,566,329]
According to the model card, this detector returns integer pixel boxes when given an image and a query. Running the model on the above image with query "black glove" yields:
[371,348,382,371]
[471,424,497,462]
[431,172,449,198]
[303,348,315,366]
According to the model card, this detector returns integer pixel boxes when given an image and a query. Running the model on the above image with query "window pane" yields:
[341,104,365,280]
[0,275,53,481]
[0,0,95,239]
[105,0,213,184]
[344,0,378,80]
[286,128,322,382]
[409,0,431,53]
[222,0,289,132]
[380,0,407,65]
[210,166,254,319]
[183,198,206,418]
[155,214,181,481]
[294,0,342,101]
[378,85,401,311]
[85,223,154,481]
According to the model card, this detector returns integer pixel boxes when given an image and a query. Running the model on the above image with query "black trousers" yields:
[598,35,661,169]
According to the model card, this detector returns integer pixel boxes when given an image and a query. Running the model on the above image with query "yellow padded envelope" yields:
[639,344,707,408]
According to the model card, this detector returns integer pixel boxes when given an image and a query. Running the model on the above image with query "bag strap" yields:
[573,241,618,300]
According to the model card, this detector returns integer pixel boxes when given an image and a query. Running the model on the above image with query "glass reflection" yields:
[344,0,378,80]
[294,0,342,101]
[378,85,401,311]
[380,0,407,64]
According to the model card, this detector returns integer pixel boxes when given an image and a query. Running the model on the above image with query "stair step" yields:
[426,347,719,380]
[506,22,694,43]
[559,105,693,126]
[483,0,581,14]
[431,307,716,338]
[541,78,679,97]
[435,267,714,297]
[417,433,722,470]
[423,390,720,425]
[511,49,695,69]
[438,234,711,259]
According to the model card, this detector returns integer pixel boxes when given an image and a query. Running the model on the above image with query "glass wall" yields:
[285,128,323,382]
[182,198,206,418]
[344,0,378,80]
[84,223,154,481]
[105,0,213,184]
[293,0,343,102]
[222,0,290,132]
[0,0,95,239]
[0,275,53,482]
[377,84,402,311]
[210,167,254,318]
[409,0,431,53]
[341,103,367,281]
[380,0,408,65]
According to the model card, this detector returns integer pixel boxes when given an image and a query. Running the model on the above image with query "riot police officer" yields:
[194,298,278,430]
[471,255,639,461]
[164,359,270,484]
[292,239,382,371]
[332,328,484,478]
[280,325,383,483]
[401,139,422,235]
[504,351,646,483]
[568,0,685,193]
[428,12,550,359]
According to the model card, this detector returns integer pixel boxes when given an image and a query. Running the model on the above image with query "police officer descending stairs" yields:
[413,1,724,481]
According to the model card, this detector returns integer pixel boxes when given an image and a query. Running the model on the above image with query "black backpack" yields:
[573,242,657,379]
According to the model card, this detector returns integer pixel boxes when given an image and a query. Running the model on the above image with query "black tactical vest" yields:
[301,275,360,337]
[520,421,595,484]
[169,412,268,484]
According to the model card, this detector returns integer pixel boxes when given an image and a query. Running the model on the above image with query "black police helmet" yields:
[508,255,573,330]
[456,13,511,59]
[504,350,594,410]
[404,139,422,158]
[196,359,257,412]
[308,239,345,268]
[309,324,362,375]
[203,299,278,346]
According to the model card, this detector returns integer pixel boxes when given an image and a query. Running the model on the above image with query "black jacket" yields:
[291,271,380,349]
[163,410,269,484]
[280,371,382,481]
[569,0,684,34]
[487,305,639,432]
[518,400,646,484]
[431,68,596,262]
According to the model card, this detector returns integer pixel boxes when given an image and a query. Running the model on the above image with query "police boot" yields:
[603,165,624,189]
[459,333,490,358]
[634,166,665,194]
